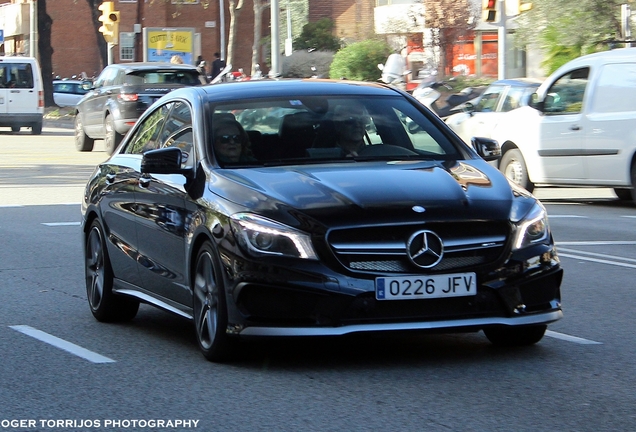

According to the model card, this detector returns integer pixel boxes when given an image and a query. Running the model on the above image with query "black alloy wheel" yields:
[85,219,139,322]
[75,114,94,152]
[192,242,235,362]
[104,113,123,155]
[483,325,547,346]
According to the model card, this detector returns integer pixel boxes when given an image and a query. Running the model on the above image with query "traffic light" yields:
[482,0,497,23]
[98,1,120,44]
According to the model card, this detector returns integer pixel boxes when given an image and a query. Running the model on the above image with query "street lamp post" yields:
[30,0,38,59]
[270,0,280,76]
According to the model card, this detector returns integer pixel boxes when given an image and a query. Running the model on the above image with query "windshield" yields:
[210,95,465,167]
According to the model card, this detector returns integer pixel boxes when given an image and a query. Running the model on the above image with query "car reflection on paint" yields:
[81,79,563,362]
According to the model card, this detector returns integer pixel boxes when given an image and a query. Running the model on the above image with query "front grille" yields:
[328,222,509,274]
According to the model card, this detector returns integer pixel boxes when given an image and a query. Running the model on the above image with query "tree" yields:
[251,0,270,76]
[329,39,392,81]
[294,18,342,52]
[414,0,478,76]
[37,0,55,107]
[226,0,245,68]
[513,0,631,74]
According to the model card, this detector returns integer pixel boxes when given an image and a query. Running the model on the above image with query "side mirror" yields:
[463,101,475,114]
[471,137,501,162]
[141,147,184,175]
[528,92,544,112]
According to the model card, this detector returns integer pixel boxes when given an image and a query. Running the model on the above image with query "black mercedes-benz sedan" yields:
[81,79,563,362]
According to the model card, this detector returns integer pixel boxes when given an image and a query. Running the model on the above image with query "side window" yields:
[500,86,526,112]
[395,109,447,155]
[544,68,589,114]
[159,102,194,169]
[124,103,173,154]
[590,63,636,114]
[475,85,505,112]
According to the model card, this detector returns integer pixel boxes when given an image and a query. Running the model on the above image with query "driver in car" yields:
[333,103,368,157]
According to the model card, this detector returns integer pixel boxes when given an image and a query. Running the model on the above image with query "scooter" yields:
[412,80,483,120]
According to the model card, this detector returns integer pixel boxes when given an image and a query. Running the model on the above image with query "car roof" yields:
[194,79,402,102]
[489,78,543,87]
[106,62,199,73]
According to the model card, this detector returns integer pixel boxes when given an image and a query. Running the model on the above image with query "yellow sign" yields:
[145,28,195,63]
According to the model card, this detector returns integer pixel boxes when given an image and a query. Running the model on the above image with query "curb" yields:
[44,118,74,129]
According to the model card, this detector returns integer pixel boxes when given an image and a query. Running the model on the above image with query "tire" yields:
[500,148,534,193]
[11,126,20,133]
[192,242,236,362]
[614,188,632,201]
[75,114,94,152]
[85,219,139,322]
[31,121,42,135]
[104,114,123,155]
[484,325,547,347]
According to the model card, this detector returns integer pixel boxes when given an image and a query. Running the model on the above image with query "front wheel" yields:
[192,242,236,362]
[85,219,139,322]
[75,114,94,152]
[104,114,123,155]
[500,148,534,193]
[484,325,547,347]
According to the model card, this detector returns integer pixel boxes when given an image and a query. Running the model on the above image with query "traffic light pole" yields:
[106,43,113,65]
[498,0,507,80]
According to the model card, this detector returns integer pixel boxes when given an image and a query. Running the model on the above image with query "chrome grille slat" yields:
[328,223,508,273]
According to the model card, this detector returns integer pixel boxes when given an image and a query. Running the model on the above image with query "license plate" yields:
[376,273,476,300]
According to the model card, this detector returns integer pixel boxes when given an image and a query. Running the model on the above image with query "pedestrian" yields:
[196,55,209,83]
[211,52,226,80]
[170,55,184,65]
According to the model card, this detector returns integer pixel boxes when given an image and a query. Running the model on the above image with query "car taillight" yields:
[118,93,139,102]
[38,91,44,108]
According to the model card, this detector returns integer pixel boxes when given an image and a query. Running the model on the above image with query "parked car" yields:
[81,79,563,362]
[74,62,204,155]
[486,48,636,201]
[0,56,44,134]
[445,78,542,146]
[52,79,90,107]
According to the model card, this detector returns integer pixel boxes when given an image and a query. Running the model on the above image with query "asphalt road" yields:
[1,127,636,432]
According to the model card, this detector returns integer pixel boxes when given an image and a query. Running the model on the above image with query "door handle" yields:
[570,125,581,131]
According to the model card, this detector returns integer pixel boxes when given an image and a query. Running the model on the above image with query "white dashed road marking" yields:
[9,325,116,364]
[546,330,602,345]
[41,222,81,226]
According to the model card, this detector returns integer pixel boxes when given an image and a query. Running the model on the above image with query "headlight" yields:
[230,213,318,260]
[512,202,550,250]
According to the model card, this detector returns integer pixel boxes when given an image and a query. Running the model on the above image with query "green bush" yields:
[329,40,392,82]
[293,18,342,52]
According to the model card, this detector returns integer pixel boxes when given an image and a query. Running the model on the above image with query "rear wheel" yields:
[104,114,123,155]
[31,121,42,135]
[500,149,534,193]
[85,219,139,322]
[75,114,94,152]
[11,126,20,133]
[484,325,547,347]
[192,242,236,362]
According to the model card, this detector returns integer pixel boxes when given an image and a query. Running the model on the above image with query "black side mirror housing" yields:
[141,147,184,175]
[471,137,501,162]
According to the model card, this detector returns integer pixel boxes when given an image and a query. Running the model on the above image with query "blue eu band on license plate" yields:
[376,273,477,300]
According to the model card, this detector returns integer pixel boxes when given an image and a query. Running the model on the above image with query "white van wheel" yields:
[11,126,20,133]
[32,122,42,135]
[501,149,534,193]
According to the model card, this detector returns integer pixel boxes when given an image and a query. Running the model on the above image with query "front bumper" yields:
[223,243,563,337]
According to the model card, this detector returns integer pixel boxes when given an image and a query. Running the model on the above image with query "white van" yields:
[0,56,44,134]
[491,48,636,202]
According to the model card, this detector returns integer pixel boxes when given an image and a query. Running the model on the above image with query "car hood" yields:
[209,160,529,227]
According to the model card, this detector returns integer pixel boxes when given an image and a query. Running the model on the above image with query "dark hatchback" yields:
[81,79,563,362]
[74,62,203,155]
